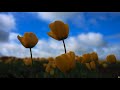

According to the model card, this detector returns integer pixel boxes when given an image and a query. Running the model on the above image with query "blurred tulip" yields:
[47,57,55,62]
[81,53,91,63]
[90,61,96,70]
[45,64,52,73]
[47,20,69,53]
[55,51,76,73]
[106,54,117,64]
[85,63,91,70]
[75,56,82,63]
[102,63,108,68]
[23,58,32,66]
[90,52,98,63]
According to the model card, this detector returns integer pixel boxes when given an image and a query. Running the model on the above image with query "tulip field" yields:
[0,20,119,78]
[0,52,120,78]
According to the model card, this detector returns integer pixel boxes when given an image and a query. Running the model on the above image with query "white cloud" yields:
[78,32,106,47]
[0,14,15,31]
[0,32,120,60]
[0,14,16,42]
[34,12,80,22]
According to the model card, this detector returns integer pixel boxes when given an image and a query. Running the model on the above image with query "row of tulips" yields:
[43,51,117,75]
[0,52,117,76]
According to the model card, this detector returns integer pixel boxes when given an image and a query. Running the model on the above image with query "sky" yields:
[0,12,120,60]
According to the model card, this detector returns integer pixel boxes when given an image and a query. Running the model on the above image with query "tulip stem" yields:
[30,48,34,78]
[30,48,33,65]
[62,40,66,54]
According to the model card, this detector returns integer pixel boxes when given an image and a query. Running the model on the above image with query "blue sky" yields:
[0,12,120,60]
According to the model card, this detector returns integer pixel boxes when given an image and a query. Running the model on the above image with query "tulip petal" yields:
[85,63,91,70]
[47,31,59,40]
[17,35,26,47]
[90,61,96,70]
[24,32,38,48]
[55,21,67,40]
[55,54,70,73]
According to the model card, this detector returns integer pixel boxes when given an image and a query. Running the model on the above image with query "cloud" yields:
[0,31,119,60]
[0,14,15,42]
[33,12,90,31]
[0,31,9,42]
[0,14,15,31]
[1,32,118,60]
[34,12,80,22]
[0,52,2,56]
[78,32,106,47]
[95,44,120,60]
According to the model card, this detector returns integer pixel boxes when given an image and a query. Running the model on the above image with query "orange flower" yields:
[85,63,91,70]
[102,63,108,68]
[75,56,82,63]
[23,58,32,66]
[45,64,52,73]
[55,51,76,73]
[106,54,117,64]
[90,61,96,70]
[17,32,38,48]
[90,52,98,63]
[47,57,55,62]
[81,53,91,63]
[47,20,69,41]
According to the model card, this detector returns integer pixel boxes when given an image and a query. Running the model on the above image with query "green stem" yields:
[62,39,67,54]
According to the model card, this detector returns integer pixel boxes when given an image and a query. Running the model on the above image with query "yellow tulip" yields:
[67,51,76,69]
[90,61,96,70]
[55,51,76,73]
[47,57,55,62]
[48,20,69,41]
[106,54,117,64]
[81,53,91,63]
[43,63,48,68]
[17,32,38,48]
[47,20,69,53]
[85,63,91,70]
[23,58,32,66]
[75,56,82,63]
[17,32,38,66]
[102,63,108,68]
[45,64,52,73]
[90,52,98,63]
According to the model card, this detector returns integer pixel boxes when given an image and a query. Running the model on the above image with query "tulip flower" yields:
[55,51,76,73]
[90,61,96,70]
[47,20,69,53]
[106,54,117,64]
[90,52,98,63]
[81,53,91,63]
[17,32,38,65]
[85,63,91,70]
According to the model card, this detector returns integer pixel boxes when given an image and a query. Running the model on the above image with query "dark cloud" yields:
[0,52,3,56]
[0,14,15,43]
[0,29,9,42]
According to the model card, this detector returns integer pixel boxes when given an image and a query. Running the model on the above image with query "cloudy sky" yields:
[0,12,120,60]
